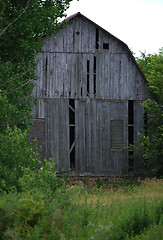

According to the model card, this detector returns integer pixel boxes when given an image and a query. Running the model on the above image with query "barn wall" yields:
[39,99,130,175]
[33,16,151,102]
[33,51,151,103]
[31,14,152,175]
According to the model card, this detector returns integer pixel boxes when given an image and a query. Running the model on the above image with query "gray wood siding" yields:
[33,15,151,106]
[45,99,70,171]
[33,52,151,105]
[31,13,152,175]
[43,99,129,175]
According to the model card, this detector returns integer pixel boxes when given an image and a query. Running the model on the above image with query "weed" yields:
[0,179,162,239]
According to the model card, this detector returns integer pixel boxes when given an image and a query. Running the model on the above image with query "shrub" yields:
[19,158,67,197]
[0,180,162,240]
[0,125,39,192]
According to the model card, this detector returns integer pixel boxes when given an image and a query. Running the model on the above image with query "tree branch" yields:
[0,0,31,37]
[7,79,33,95]
[0,67,33,87]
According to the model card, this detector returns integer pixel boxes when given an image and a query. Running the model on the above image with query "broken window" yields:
[69,99,75,171]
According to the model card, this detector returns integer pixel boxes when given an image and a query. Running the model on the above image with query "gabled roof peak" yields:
[65,12,147,83]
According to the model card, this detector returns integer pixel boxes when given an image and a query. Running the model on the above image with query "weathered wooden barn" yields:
[30,12,152,176]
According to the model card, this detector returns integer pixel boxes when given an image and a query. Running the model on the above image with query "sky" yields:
[65,0,163,57]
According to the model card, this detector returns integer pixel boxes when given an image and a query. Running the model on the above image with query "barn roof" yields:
[65,12,148,83]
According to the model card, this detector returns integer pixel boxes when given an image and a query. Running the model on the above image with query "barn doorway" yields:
[69,99,75,171]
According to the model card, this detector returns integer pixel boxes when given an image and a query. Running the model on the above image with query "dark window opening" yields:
[70,147,75,171]
[128,100,134,172]
[87,60,90,95]
[94,75,96,96]
[44,56,48,96]
[69,99,75,110]
[93,56,96,73]
[81,87,83,97]
[69,99,75,171]
[76,31,80,35]
[128,126,134,145]
[70,127,75,149]
[103,43,109,49]
[128,100,134,124]
[96,28,99,49]
[45,56,48,73]
[94,56,96,96]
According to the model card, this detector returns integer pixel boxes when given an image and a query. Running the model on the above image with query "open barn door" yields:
[69,99,76,171]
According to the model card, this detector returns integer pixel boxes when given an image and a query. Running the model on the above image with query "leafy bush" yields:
[0,188,70,239]
[0,125,39,192]
[134,49,163,177]
[133,99,163,177]
[0,180,162,240]
[19,158,67,196]
[129,217,163,240]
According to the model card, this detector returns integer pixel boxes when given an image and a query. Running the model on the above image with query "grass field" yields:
[66,178,163,240]
[0,178,163,239]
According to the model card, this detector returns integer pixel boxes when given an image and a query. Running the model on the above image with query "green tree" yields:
[0,125,39,192]
[135,48,163,177]
[0,0,72,132]
[137,48,163,103]
[0,0,74,191]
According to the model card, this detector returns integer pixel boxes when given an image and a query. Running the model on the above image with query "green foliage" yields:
[134,99,163,176]
[137,48,163,103]
[0,0,72,131]
[129,221,163,240]
[0,125,39,192]
[134,49,163,176]
[19,158,67,196]
[0,180,162,240]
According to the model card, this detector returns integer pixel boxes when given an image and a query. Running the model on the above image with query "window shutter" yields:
[110,120,123,150]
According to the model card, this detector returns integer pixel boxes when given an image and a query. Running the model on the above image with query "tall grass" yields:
[68,178,163,205]
[0,179,162,239]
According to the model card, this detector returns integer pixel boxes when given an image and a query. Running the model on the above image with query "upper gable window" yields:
[103,43,109,50]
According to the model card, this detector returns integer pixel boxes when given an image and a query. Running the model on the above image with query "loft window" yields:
[96,28,99,49]
[103,43,109,49]
[43,55,48,96]
[128,100,134,124]
[110,120,123,150]
[93,56,96,96]
[87,60,90,95]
